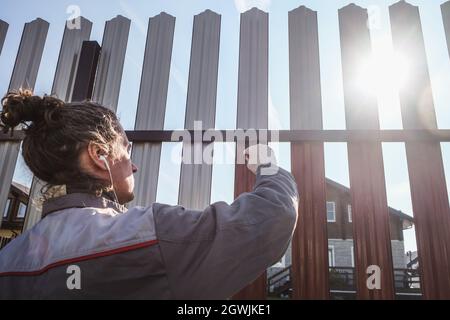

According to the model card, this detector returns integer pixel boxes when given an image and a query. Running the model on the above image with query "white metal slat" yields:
[92,15,130,112]
[236,8,268,130]
[178,10,221,210]
[130,12,175,207]
[0,19,49,228]
[23,17,93,231]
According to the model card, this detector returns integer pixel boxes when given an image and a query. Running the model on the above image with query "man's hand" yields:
[243,144,277,175]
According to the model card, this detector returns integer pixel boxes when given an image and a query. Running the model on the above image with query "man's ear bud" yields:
[99,155,108,170]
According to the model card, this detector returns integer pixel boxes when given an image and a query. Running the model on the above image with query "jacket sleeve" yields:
[152,165,299,299]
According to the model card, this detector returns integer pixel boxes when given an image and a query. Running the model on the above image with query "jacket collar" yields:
[42,192,127,218]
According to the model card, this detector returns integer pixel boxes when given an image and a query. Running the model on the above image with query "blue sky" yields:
[1,0,450,253]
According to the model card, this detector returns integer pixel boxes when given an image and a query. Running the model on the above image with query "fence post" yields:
[232,7,269,300]
[0,20,8,55]
[178,10,221,209]
[390,0,450,299]
[339,4,395,299]
[92,15,130,112]
[130,12,175,206]
[0,18,49,229]
[441,1,450,59]
[71,41,101,102]
[23,17,93,232]
[289,5,330,300]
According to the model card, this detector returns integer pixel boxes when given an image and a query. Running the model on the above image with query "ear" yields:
[87,141,109,171]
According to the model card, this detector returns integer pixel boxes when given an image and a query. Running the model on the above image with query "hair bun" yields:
[1,89,64,134]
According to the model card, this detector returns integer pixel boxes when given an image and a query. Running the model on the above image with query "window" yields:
[328,246,335,267]
[350,246,355,268]
[348,204,352,223]
[327,201,336,222]
[17,202,27,219]
[3,199,11,218]
[272,255,286,268]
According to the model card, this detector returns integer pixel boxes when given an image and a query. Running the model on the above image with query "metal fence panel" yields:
[130,12,175,207]
[178,10,221,209]
[0,20,8,55]
[390,0,450,299]
[339,4,395,299]
[23,17,93,232]
[232,7,268,300]
[289,5,329,300]
[0,18,49,229]
[92,15,130,112]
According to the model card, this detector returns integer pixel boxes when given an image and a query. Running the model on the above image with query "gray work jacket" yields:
[0,166,298,299]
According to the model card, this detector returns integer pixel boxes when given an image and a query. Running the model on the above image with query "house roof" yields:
[11,181,30,197]
[325,178,414,230]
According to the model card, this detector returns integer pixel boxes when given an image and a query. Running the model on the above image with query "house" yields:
[268,178,416,298]
[0,182,29,249]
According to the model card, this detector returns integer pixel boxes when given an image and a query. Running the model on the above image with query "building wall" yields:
[268,239,406,277]
[325,182,405,241]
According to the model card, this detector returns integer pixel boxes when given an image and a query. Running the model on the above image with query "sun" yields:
[354,41,411,97]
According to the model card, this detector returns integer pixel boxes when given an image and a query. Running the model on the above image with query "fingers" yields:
[243,144,277,174]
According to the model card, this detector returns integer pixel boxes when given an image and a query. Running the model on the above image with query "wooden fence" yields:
[1,1,450,299]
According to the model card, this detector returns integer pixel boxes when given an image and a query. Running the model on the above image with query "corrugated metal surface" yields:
[52,17,92,102]
[232,7,268,300]
[23,17,93,232]
[390,0,450,299]
[0,2,449,300]
[0,20,8,55]
[339,3,395,299]
[0,18,49,229]
[236,8,268,130]
[92,15,130,112]
[178,10,221,209]
[288,6,329,300]
[130,12,175,207]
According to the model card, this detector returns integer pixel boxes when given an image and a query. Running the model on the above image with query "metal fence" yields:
[1,1,450,299]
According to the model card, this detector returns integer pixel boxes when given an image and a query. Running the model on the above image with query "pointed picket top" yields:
[390,0,418,10]
[29,18,50,33]
[0,19,8,55]
[338,3,369,25]
[113,14,131,22]
[289,5,316,15]
[77,16,93,28]
[442,1,450,10]
[339,3,367,13]
[241,7,268,30]
[105,14,131,28]
[151,11,175,20]
[148,11,176,28]
[35,17,49,25]
[389,0,419,17]
[243,6,268,16]
[9,17,49,91]
[0,19,9,30]
[196,9,221,18]
[66,16,92,30]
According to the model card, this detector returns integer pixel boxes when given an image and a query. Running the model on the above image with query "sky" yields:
[1,0,450,255]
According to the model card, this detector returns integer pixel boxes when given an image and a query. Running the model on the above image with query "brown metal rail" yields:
[2,129,450,143]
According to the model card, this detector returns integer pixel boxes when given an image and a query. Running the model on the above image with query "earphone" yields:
[99,155,119,203]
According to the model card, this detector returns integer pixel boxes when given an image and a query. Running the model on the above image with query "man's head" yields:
[0,89,138,204]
